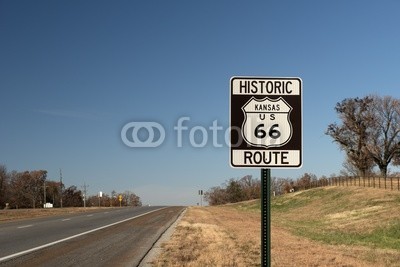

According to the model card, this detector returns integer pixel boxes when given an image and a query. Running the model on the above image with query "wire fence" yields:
[308,176,400,191]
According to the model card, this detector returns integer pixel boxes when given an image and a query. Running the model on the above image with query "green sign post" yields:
[261,168,271,266]
[230,77,302,266]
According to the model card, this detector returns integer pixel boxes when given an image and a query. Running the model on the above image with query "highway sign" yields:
[230,77,302,168]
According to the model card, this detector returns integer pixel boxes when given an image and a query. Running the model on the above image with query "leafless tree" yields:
[326,97,375,177]
[121,190,141,207]
[0,165,9,208]
[365,95,400,178]
[205,175,261,206]
[239,175,260,200]
[62,185,84,207]
[8,170,47,208]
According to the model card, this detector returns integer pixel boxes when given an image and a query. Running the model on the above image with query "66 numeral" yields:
[254,124,281,139]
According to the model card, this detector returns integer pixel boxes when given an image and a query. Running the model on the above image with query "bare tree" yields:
[121,190,140,206]
[204,186,228,206]
[0,165,9,208]
[326,97,375,177]
[239,175,260,200]
[62,186,83,207]
[9,170,47,208]
[297,173,317,190]
[46,180,62,207]
[366,95,400,178]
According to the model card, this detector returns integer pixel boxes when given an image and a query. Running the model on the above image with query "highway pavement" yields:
[0,206,184,266]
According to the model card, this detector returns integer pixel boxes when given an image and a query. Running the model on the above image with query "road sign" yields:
[230,77,302,168]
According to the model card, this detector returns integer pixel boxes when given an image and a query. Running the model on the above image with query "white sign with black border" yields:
[230,77,302,168]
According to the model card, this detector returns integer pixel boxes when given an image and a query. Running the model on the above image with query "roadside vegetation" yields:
[271,186,400,266]
[0,164,141,209]
[155,186,400,266]
[0,207,106,222]
[152,203,260,266]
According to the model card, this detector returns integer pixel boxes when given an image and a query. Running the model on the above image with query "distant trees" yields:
[296,173,318,191]
[0,165,8,207]
[204,175,260,206]
[271,173,322,195]
[8,170,47,208]
[62,186,84,207]
[0,164,142,209]
[326,95,400,178]
[205,173,335,206]
[85,190,142,207]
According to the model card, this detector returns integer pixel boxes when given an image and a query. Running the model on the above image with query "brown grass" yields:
[271,225,400,267]
[152,205,260,266]
[0,207,107,222]
[154,186,400,266]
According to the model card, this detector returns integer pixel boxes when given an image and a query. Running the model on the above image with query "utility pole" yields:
[43,180,46,208]
[82,181,89,208]
[59,169,63,208]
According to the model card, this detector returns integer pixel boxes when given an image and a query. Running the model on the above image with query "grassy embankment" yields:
[153,186,400,266]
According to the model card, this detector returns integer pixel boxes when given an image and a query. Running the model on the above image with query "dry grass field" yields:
[152,203,260,266]
[0,207,105,222]
[153,186,400,266]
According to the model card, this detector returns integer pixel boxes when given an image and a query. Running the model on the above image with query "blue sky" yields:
[1,1,400,205]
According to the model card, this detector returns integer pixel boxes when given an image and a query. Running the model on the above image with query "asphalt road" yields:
[0,206,184,266]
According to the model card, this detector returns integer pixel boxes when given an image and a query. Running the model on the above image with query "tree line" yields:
[204,173,332,205]
[0,164,141,209]
[204,175,261,205]
[205,171,400,206]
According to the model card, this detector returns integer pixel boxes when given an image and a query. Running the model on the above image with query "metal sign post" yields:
[261,168,271,267]
[229,76,302,267]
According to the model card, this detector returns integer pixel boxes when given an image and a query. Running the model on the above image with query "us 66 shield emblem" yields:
[242,96,293,148]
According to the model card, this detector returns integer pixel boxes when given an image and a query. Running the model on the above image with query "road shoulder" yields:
[139,208,187,266]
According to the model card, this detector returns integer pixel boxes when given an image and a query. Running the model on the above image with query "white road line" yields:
[17,225,33,229]
[104,212,109,214]
[61,219,71,222]
[0,207,167,263]
[86,214,93,217]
